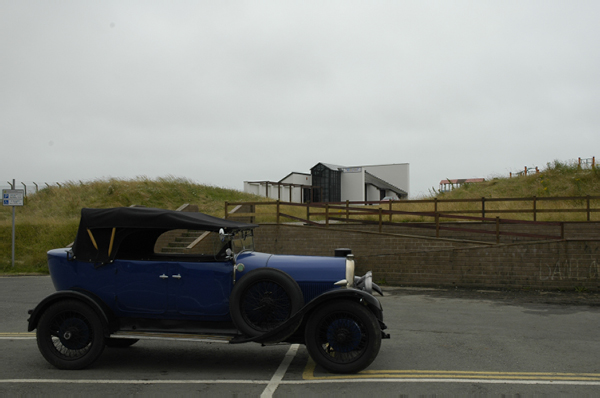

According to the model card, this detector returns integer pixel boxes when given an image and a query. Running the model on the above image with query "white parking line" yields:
[260,343,299,398]
[0,333,35,340]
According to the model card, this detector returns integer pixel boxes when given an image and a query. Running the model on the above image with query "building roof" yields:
[439,178,485,184]
[278,172,311,183]
[311,162,346,171]
[365,171,408,197]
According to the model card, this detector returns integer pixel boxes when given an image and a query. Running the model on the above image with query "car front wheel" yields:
[230,268,304,338]
[305,300,381,374]
[36,300,105,370]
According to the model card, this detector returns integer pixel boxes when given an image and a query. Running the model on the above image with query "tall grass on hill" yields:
[2,164,598,273]
[0,176,264,222]
[416,159,600,222]
[434,160,600,200]
[0,177,266,273]
[0,219,78,273]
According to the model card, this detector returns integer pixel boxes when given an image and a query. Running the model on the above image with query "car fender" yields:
[299,288,384,320]
[231,288,385,344]
[27,289,116,335]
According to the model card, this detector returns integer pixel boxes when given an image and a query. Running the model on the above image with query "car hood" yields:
[236,251,346,283]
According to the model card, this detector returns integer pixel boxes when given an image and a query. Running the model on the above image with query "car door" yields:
[170,260,233,319]
[115,260,168,315]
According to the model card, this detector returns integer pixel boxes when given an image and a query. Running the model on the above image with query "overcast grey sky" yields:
[2,1,598,197]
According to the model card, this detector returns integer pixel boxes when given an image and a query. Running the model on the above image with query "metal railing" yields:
[3,181,62,197]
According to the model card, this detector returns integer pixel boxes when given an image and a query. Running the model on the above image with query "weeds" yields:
[0,177,265,273]
[2,162,599,273]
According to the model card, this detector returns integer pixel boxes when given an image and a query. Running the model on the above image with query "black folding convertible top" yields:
[77,207,257,231]
[71,207,257,263]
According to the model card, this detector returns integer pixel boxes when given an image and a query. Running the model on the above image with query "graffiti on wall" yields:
[539,259,599,281]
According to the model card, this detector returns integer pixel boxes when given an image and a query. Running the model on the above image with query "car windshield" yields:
[231,230,255,254]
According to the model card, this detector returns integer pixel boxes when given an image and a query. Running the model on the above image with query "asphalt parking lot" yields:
[1,276,600,397]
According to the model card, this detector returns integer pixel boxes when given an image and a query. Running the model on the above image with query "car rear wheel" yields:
[305,300,381,374]
[36,300,105,370]
[230,268,303,338]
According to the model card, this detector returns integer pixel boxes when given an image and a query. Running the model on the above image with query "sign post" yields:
[3,180,24,267]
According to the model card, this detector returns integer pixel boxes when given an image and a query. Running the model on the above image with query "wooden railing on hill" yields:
[225,196,600,244]
[415,195,600,221]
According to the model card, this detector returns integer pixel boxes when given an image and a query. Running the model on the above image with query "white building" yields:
[244,162,409,203]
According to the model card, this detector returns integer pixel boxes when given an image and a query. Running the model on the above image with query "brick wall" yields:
[253,222,600,291]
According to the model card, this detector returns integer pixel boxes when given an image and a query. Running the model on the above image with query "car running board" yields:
[110,331,235,343]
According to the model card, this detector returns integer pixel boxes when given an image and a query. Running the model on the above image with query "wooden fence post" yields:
[587,195,591,221]
[224,202,229,219]
[435,213,440,238]
[325,203,329,228]
[496,217,500,244]
[306,203,310,223]
[388,201,393,222]
[276,200,280,224]
[481,197,486,218]
[378,208,383,233]
[346,200,350,221]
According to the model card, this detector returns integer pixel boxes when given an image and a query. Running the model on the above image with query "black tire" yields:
[105,338,138,348]
[305,300,381,374]
[36,300,105,370]
[230,268,304,337]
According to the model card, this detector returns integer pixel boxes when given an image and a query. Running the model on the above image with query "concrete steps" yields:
[160,230,205,253]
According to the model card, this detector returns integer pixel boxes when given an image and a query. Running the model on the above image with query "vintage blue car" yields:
[28,207,389,373]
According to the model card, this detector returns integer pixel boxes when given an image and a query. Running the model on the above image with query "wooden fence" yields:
[225,195,600,244]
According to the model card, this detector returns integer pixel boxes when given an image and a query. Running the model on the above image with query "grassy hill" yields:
[2,161,598,273]
[0,177,264,273]
[432,160,600,200]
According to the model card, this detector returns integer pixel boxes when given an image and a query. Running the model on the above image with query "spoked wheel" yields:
[230,268,303,338]
[305,300,381,374]
[36,300,105,370]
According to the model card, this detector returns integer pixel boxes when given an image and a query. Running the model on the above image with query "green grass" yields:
[432,160,600,200]
[420,160,600,222]
[0,219,78,273]
[3,161,598,273]
[1,176,261,222]
[0,176,266,273]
